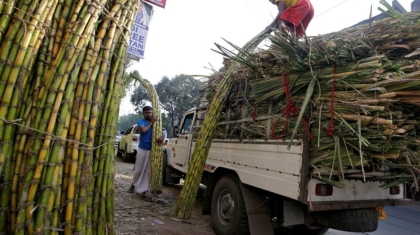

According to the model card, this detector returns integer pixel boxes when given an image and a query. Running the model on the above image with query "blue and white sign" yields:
[127,1,153,60]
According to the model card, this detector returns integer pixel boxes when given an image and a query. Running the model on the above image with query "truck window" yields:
[180,114,193,134]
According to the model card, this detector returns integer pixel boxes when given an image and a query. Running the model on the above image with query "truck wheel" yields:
[122,145,131,162]
[162,151,168,185]
[312,208,378,232]
[211,175,249,235]
[116,143,122,157]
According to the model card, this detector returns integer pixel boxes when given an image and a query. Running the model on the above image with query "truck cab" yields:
[163,104,411,235]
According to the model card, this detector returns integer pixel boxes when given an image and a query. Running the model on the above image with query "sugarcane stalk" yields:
[35,0,96,111]
[0,0,143,230]
[31,10,97,234]
[339,114,392,125]
[33,42,87,232]
[48,143,64,235]
[175,29,269,219]
[4,3,58,231]
[10,108,32,232]
[15,0,106,234]
[97,80,119,233]
[107,145,116,235]
[79,40,102,235]
[0,0,39,118]
[88,1,131,230]
[83,5,124,232]
[83,50,103,233]
[135,77,163,195]
[52,0,73,59]
[0,0,16,42]
[6,70,33,232]
[0,138,14,233]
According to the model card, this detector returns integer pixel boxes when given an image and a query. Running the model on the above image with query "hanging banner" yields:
[127,1,153,60]
[144,0,166,8]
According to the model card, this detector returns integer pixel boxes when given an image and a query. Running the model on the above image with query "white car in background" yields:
[116,125,139,162]
[116,124,168,162]
[115,132,123,144]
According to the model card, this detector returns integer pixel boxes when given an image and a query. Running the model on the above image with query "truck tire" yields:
[312,208,378,232]
[211,175,249,235]
[162,151,168,185]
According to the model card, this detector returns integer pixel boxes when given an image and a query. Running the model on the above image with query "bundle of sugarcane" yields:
[175,29,270,219]
[0,0,140,234]
[136,77,163,196]
[203,2,420,189]
[311,2,420,60]
[211,53,420,186]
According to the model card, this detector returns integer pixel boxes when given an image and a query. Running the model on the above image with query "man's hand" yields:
[265,22,275,33]
[156,137,163,145]
[151,116,157,123]
[267,0,285,33]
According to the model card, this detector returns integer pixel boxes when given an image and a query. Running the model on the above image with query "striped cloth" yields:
[275,0,299,8]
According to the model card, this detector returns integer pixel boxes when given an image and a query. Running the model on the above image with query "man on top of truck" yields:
[267,0,314,37]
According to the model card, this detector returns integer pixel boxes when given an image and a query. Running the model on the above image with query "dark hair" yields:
[143,106,152,112]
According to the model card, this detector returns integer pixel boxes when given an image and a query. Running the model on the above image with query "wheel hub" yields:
[219,192,235,223]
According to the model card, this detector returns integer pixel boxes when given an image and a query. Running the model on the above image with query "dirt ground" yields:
[114,156,216,235]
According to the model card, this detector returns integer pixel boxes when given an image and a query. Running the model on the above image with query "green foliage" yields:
[130,73,204,129]
[161,113,171,135]
[155,74,203,128]
[121,71,141,99]
[117,113,142,132]
[130,84,150,113]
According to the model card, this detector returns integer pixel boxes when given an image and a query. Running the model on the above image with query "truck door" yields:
[172,113,194,170]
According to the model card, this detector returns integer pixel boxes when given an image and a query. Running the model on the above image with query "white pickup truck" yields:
[163,104,411,235]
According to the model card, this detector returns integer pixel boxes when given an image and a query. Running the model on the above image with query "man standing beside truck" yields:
[129,106,162,196]
[267,0,314,37]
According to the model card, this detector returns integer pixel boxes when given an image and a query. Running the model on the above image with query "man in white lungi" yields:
[129,106,161,195]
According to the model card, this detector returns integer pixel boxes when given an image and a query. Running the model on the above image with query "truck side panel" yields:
[204,140,304,200]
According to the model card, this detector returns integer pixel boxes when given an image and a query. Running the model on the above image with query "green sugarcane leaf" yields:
[312,175,346,189]
[288,78,315,149]
[379,177,412,189]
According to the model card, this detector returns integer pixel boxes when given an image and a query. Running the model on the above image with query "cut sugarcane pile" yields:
[204,10,420,189]
[0,0,140,234]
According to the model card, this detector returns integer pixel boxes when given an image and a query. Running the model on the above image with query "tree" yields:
[125,71,150,113]
[161,113,171,135]
[130,85,150,113]
[130,73,204,132]
[155,74,203,131]
[117,113,142,132]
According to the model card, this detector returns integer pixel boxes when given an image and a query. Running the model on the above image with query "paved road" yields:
[326,203,420,235]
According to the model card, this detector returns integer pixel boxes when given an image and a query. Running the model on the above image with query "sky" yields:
[119,0,414,116]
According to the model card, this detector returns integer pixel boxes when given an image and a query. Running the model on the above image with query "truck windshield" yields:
[180,114,193,134]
